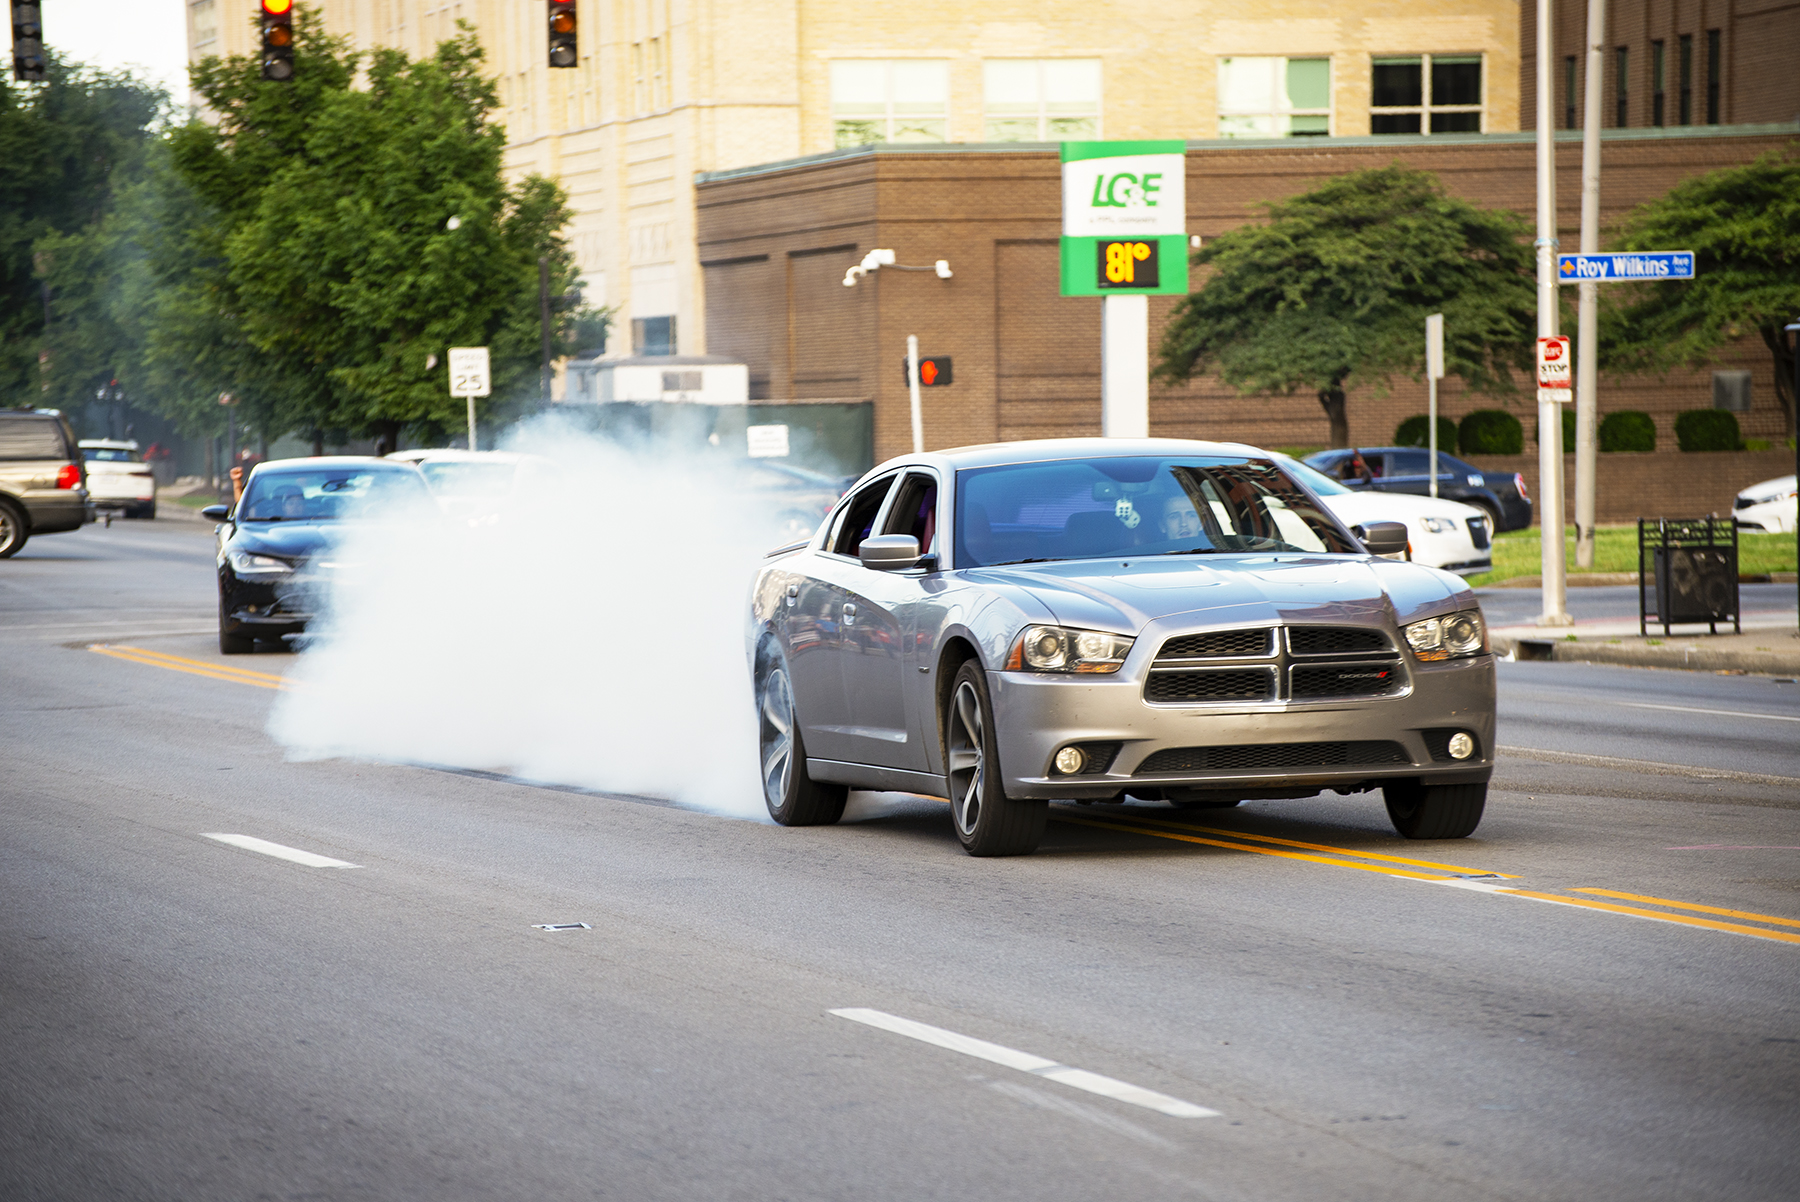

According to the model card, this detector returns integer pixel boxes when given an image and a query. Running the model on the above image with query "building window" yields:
[1216,57,1331,138]
[191,0,217,50]
[632,38,670,114]
[632,316,677,357]
[1678,34,1692,125]
[830,61,949,148]
[1651,40,1665,126]
[1706,30,1721,124]
[1564,56,1578,129]
[1615,46,1629,126]
[982,59,1101,142]
[1370,54,1483,134]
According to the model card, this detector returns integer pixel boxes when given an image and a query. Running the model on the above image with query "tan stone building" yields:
[186,0,1522,366]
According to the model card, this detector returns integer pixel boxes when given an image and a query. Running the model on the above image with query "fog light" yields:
[1447,732,1474,760]
[1053,746,1086,775]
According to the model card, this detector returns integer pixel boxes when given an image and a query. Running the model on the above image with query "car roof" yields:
[79,438,139,449]
[386,450,536,465]
[867,437,1274,480]
[250,456,419,474]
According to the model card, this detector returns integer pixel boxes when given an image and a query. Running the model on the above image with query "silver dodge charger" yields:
[747,439,1496,857]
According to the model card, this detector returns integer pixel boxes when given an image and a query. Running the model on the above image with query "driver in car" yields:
[1160,493,1202,541]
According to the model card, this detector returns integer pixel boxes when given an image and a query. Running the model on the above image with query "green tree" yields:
[1155,165,1537,448]
[0,57,164,408]
[170,9,574,449]
[1600,148,1800,441]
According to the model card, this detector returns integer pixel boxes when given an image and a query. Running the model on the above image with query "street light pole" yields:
[1788,321,1800,631]
[1573,0,1606,570]
[1535,0,1572,626]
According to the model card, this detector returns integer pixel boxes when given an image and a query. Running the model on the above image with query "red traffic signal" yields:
[901,356,953,387]
[261,0,294,81]
[548,2,577,68]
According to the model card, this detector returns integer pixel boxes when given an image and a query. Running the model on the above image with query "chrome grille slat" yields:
[1144,625,1406,706]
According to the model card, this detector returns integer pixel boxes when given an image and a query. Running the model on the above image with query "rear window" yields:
[82,447,142,462]
[0,416,70,461]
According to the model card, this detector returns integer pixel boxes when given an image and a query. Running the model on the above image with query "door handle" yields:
[785,583,798,607]
[843,603,857,625]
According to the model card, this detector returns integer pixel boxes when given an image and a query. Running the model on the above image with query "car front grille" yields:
[1135,741,1411,775]
[1144,626,1405,706]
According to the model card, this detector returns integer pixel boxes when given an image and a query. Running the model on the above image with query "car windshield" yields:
[82,447,140,462]
[238,467,435,521]
[418,461,516,498]
[954,455,1359,567]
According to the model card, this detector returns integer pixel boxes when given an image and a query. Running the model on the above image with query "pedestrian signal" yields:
[11,1,45,81]
[548,2,577,68]
[260,0,294,81]
[901,356,953,387]
[1097,240,1159,289]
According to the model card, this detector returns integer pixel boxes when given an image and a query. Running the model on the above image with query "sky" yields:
[12,0,193,98]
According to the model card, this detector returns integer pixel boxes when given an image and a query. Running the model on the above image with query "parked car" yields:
[387,449,563,525]
[1733,474,1797,534]
[1304,447,1533,532]
[201,457,437,654]
[736,459,856,542]
[0,409,93,558]
[78,439,157,519]
[747,438,1495,857]
[1275,453,1492,576]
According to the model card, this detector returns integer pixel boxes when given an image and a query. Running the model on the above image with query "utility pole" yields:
[1789,322,1800,631]
[1426,314,1444,498]
[1535,0,1572,626]
[1573,0,1606,569]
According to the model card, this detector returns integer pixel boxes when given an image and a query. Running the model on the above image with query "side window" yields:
[882,472,939,553]
[829,475,896,558]
[1388,450,1430,476]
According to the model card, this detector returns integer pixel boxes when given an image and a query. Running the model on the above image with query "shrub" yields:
[1598,410,1656,452]
[1458,409,1523,455]
[1393,415,1458,453]
[1674,409,1741,452]
[1532,407,1577,447]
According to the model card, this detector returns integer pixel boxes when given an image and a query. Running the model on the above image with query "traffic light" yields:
[900,356,953,387]
[547,2,576,68]
[260,0,294,82]
[11,2,45,82]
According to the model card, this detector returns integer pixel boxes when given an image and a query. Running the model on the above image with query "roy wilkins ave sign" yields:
[1557,250,1695,282]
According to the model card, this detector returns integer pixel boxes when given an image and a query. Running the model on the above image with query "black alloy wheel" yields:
[1383,780,1487,839]
[0,499,26,558]
[219,600,254,655]
[944,660,1046,856]
[756,649,846,826]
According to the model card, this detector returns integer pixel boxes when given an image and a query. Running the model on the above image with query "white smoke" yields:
[267,414,808,819]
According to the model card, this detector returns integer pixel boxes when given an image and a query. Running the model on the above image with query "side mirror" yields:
[1352,521,1409,556]
[859,533,921,571]
[200,504,232,521]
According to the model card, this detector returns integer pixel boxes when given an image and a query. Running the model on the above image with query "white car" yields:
[1277,453,1493,576]
[78,439,157,519]
[1734,474,1796,534]
[386,449,562,524]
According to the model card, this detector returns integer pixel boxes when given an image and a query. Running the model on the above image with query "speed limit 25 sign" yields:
[448,346,492,398]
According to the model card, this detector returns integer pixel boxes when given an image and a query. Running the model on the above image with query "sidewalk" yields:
[1491,615,1800,676]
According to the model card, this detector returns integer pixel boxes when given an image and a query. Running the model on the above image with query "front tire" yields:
[0,499,28,558]
[944,661,1046,856]
[1384,780,1486,839]
[756,649,846,826]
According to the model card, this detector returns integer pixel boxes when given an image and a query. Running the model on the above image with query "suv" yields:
[0,410,94,557]
[1303,447,1534,533]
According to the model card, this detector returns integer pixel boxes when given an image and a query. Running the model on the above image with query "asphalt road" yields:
[5,519,1798,1202]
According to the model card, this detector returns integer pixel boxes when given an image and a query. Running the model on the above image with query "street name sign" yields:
[448,346,491,397]
[1557,251,1695,283]
[1537,335,1572,403]
[1060,141,1188,297]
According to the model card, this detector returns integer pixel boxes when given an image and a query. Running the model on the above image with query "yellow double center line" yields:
[88,644,293,691]
[1060,808,1800,946]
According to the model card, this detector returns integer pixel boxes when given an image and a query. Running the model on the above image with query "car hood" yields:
[964,555,1469,634]
[230,521,344,560]
[1318,492,1483,524]
[1738,475,1796,504]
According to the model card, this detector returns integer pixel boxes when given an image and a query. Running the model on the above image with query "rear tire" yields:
[1384,780,1486,839]
[755,647,847,826]
[0,499,26,558]
[944,661,1046,856]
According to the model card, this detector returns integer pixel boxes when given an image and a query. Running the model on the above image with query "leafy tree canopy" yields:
[1599,147,1800,438]
[1155,165,1536,448]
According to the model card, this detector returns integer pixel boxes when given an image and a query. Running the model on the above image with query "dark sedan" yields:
[201,457,436,654]
[1303,447,1533,532]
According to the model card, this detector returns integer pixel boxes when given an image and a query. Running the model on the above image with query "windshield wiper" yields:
[1160,547,1223,555]
[989,557,1058,566]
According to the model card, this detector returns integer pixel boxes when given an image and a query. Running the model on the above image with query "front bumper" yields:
[988,654,1495,800]
[220,574,312,636]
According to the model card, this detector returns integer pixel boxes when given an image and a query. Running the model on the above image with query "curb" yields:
[1493,633,1800,675]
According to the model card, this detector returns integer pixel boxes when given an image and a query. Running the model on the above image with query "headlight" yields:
[1006,625,1135,674]
[226,549,294,575]
[1418,517,1454,534]
[1404,610,1487,661]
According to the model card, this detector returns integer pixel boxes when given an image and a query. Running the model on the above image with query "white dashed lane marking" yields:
[830,1007,1219,1118]
[202,833,360,868]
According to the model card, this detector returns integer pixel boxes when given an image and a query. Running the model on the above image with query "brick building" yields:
[698,124,1796,475]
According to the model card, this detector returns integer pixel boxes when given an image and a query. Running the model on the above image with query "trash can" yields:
[1639,517,1740,635]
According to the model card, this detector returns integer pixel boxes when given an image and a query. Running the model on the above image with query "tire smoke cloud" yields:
[267,416,825,818]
